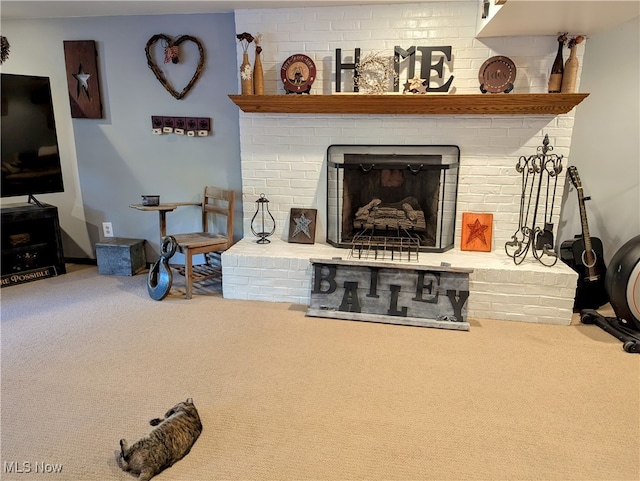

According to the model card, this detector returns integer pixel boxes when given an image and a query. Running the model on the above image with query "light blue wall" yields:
[1,13,242,261]
[558,16,640,263]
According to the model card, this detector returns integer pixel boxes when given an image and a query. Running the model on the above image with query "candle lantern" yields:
[251,193,275,244]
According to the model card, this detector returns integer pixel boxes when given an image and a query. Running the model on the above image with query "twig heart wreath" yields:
[145,34,205,100]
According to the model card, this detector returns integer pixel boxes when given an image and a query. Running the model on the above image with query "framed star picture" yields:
[461,212,493,252]
[288,208,317,244]
[63,40,103,118]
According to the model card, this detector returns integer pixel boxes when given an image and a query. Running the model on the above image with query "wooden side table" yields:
[129,202,201,241]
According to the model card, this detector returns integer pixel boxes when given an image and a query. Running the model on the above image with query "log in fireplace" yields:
[327,145,459,256]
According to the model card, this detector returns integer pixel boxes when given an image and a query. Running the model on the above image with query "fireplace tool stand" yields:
[505,134,562,266]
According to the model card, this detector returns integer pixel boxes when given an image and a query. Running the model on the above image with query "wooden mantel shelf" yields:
[228,93,589,115]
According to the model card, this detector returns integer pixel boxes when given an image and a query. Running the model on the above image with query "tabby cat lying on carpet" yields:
[117,398,202,481]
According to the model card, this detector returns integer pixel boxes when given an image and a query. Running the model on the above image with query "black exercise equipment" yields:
[580,234,640,353]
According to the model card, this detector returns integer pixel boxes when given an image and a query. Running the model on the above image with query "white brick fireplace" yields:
[222,2,582,324]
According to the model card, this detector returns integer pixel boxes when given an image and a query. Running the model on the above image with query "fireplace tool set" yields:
[505,134,562,266]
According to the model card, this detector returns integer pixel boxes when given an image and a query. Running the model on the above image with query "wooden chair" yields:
[169,186,235,299]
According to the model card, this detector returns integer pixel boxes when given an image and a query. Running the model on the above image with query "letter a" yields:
[339,281,361,312]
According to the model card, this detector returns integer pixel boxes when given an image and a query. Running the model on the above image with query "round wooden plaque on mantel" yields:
[281,54,316,94]
[479,56,516,94]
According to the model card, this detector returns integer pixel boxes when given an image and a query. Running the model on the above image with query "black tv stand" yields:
[28,194,44,208]
[1,202,66,287]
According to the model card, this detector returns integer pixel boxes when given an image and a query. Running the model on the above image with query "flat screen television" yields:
[1,73,65,203]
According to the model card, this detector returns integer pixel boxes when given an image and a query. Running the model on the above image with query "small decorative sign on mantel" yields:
[307,258,472,330]
[478,55,516,94]
[281,54,316,94]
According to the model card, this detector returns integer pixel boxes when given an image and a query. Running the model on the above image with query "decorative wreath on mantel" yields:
[354,52,398,94]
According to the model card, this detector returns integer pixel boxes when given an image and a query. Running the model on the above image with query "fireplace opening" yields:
[327,145,459,253]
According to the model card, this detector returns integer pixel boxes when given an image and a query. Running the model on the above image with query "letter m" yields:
[393,46,417,91]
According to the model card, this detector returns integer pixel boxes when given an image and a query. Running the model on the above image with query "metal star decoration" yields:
[292,212,313,238]
[73,64,91,99]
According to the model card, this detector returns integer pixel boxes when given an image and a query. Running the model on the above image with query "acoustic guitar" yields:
[561,166,608,310]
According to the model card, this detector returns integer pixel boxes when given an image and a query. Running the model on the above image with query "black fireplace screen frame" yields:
[326,144,460,253]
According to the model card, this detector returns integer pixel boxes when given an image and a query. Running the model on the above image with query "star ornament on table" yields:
[292,213,313,238]
[73,63,91,99]
[466,218,490,245]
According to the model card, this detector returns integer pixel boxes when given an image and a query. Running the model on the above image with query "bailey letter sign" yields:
[307,258,472,331]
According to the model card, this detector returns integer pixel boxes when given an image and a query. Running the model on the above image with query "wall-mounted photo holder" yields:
[162,116,174,133]
[288,208,317,244]
[461,212,493,252]
[151,116,210,136]
[173,117,186,135]
[196,117,210,136]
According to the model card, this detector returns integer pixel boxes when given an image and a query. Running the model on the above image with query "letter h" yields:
[335,48,361,92]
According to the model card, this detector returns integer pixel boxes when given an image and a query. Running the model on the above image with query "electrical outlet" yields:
[102,222,113,238]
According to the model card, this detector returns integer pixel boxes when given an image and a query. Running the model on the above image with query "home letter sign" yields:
[307,258,472,330]
[394,45,454,93]
[335,48,361,92]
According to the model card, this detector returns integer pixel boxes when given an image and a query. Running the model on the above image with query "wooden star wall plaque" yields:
[63,40,103,118]
[461,212,493,252]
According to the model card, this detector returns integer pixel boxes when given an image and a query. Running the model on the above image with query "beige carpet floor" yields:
[1,264,639,481]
